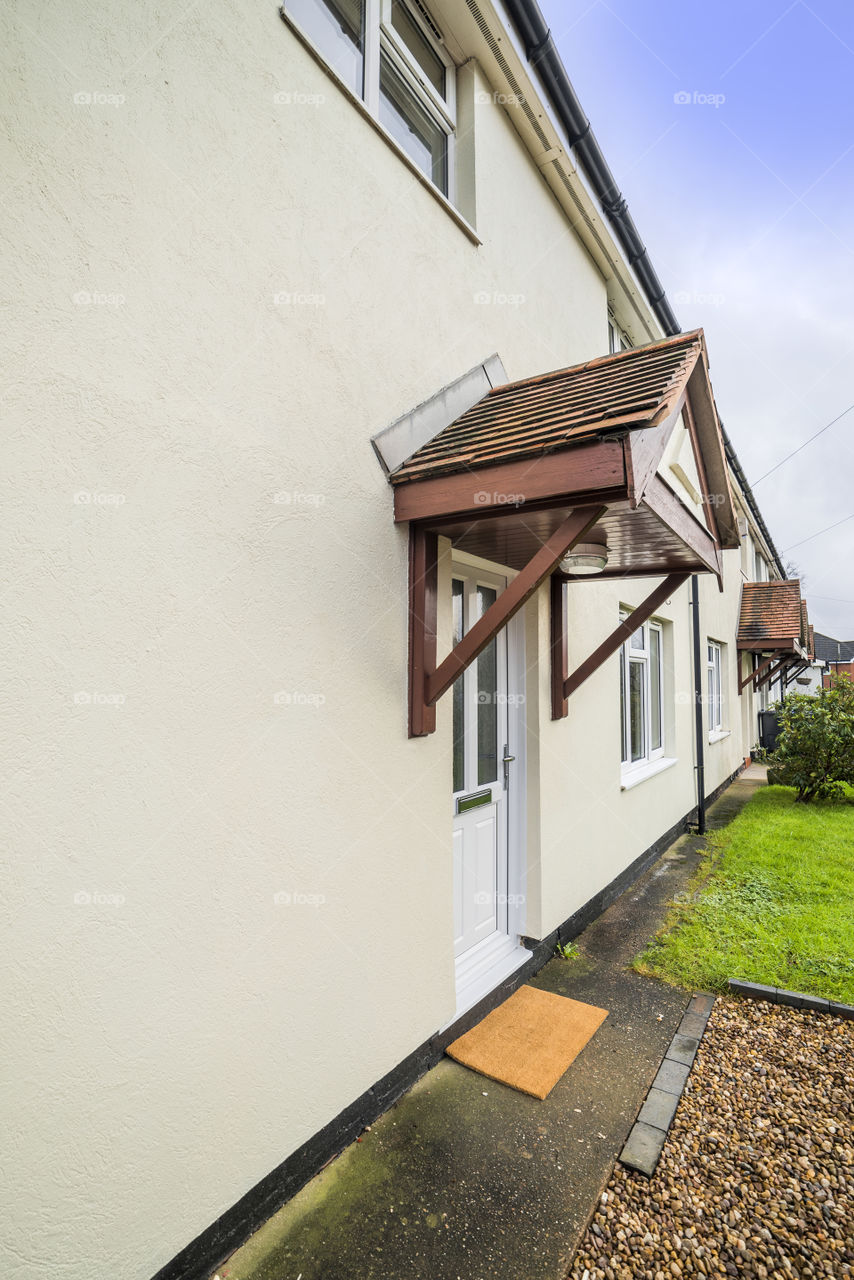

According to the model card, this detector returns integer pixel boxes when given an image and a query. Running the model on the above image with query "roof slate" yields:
[813,631,854,663]
[737,581,803,648]
[391,331,704,484]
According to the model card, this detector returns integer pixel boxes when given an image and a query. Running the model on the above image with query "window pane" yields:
[629,659,645,762]
[707,666,715,725]
[379,53,447,191]
[390,0,445,95]
[650,629,662,752]
[631,624,644,651]
[452,580,464,792]
[476,586,498,785]
[619,646,628,763]
[288,0,364,96]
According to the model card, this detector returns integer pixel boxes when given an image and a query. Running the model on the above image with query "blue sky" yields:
[539,0,854,639]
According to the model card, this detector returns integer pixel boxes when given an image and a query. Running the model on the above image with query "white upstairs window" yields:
[285,0,456,197]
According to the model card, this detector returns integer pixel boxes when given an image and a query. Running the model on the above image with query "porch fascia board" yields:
[642,473,722,576]
[551,572,691,713]
[737,637,800,653]
[624,392,687,511]
[392,439,626,525]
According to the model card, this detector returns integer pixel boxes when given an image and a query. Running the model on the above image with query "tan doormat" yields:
[446,985,609,1099]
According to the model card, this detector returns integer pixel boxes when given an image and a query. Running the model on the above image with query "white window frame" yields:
[707,640,723,734]
[608,313,631,354]
[620,617,665,775]
[284,0,456,200]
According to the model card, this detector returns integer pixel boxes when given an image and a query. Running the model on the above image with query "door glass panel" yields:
[452,579,465,793]
[476,585,498,785]
[650,628,662,751]
[629,658,645,762]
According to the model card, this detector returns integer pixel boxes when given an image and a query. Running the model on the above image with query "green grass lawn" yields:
[635,785,854,1004]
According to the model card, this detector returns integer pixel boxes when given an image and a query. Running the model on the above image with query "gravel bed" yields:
[570,997,853,1280]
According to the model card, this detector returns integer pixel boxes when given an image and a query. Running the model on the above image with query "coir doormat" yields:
[446,985,609,1099]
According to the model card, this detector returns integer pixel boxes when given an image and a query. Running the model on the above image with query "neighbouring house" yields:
[815,631,854,687]
[1,1,818,1278]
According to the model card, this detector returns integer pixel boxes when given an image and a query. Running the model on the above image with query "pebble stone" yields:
[570,997,853,1280]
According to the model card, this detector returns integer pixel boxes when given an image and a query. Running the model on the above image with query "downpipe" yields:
[690,575,706,834]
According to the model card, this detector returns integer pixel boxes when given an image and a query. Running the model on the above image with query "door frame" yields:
[449,550,528,1006]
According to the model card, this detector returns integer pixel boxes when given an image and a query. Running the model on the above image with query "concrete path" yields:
[217,770,765,1280]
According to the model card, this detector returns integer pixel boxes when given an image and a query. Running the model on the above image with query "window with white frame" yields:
[284,0,456,197]
[608,313,631,354]
[707,640,723,733]
[619,617,664,769]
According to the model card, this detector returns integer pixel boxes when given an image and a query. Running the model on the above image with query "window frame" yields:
[707,640,723,734]
[620,616,665,774]
[284,0,457,200]
[608,313,631,354]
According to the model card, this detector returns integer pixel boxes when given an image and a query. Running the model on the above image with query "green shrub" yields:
[768,674,854,802]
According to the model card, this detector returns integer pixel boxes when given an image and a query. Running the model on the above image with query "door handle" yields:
[502,745,515,788]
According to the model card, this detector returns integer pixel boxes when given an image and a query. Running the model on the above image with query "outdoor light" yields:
[560,529,609,575]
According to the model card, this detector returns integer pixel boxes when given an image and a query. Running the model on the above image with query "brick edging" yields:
[618,992,715,1178]
[728,978,854,1020]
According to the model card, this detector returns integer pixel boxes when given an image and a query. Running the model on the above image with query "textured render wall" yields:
[530,550,751,939]
[532,578,696,939]
[0,3,607,1277]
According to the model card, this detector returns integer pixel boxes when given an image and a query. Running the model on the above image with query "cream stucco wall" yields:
[1,3,618,1277]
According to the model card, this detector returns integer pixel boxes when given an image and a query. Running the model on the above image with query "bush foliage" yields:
[768,673,854,802]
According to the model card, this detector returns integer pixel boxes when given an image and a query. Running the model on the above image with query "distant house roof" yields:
[813,631,854,663]
[737,581,806,653]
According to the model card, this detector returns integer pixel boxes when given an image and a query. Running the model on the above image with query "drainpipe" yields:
[690,575,706,834]
[502,0,680,338]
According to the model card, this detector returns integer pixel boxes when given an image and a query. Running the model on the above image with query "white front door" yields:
[451,562,528,1014]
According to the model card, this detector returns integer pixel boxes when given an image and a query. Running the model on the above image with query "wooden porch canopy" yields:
[736,581,810,694]
[389,331,739,736]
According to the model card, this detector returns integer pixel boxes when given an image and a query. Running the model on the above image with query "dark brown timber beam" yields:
[408,525,438,737]
[392,440,625,524]
[425,507,607,708]
[563,572,690,699]
[550,571,568,720]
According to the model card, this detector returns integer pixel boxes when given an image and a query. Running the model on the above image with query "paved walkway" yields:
[217,770,765,1280]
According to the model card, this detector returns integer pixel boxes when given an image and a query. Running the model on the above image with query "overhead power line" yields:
[752,401,854,486]
[782,511,854,553]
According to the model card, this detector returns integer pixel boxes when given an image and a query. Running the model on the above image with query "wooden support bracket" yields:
[738,649,786,695]
[552,571,690,711]
[408,507,606,737]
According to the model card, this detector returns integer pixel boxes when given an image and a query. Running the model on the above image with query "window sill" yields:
[620,756,677,791]
[280,9,482,246]
[708,729,731,744]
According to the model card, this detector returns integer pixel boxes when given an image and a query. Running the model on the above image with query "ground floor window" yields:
[620,617,663,770]
[707,640,723,732]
